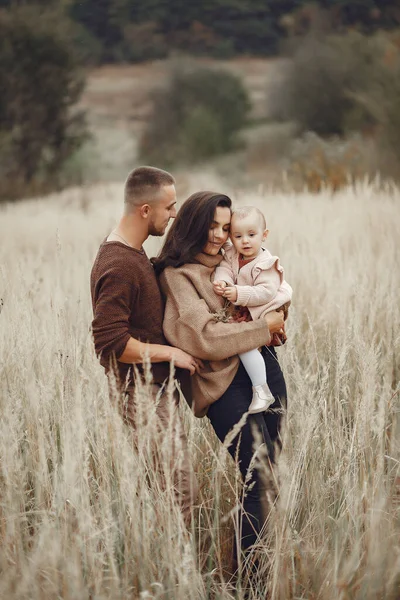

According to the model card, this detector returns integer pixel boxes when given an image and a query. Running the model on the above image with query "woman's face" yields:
[203,206,231,256]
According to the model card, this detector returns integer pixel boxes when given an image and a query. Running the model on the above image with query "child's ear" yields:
[262,229,269,241]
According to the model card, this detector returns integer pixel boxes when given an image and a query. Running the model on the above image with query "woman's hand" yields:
[264,310,285,335]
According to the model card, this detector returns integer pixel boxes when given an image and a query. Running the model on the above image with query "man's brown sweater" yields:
[90,240,170,387]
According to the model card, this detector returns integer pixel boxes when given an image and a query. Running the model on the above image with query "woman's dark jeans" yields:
[207,346,287,553]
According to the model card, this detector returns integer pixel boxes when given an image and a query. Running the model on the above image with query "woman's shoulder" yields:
[162,263,202,276]
[160,263,204,286]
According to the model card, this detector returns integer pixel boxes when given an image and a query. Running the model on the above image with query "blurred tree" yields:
[4,0,400,64]
[272,27,400,173]
[0,5,88,200]
[160,0,301,54]
[68,0,130,61]
[139,65,250,165]
[65,0,307,60]
[319,0,400,30]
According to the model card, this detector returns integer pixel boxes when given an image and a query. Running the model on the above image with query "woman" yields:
[153,191,287,553]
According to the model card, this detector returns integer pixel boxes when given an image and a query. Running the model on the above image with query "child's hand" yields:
[223,285,238,303]
[213,280,228,296]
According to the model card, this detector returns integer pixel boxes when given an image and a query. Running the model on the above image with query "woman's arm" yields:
[161,268,274,361]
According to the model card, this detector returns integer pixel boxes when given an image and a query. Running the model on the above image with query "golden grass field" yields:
[0,178,399,599]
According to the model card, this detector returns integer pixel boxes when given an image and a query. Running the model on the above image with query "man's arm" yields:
[92,270,200,375]
[118,337,201,374]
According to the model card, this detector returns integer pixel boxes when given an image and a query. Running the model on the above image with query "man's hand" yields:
[264,310,285,335]
[119,339,204,375]
[170,348,204,375]
[213,280,228,296]
[223,285,238,303]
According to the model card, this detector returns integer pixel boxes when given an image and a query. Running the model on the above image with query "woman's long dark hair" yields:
[152,191,232,275]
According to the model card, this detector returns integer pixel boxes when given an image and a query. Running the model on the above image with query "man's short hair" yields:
[124,166,175,209]
[232,206,266,230]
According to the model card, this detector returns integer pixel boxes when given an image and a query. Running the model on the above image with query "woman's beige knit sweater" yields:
[159,252,272,417]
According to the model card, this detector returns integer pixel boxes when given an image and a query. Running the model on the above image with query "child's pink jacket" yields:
[213,245,293,321]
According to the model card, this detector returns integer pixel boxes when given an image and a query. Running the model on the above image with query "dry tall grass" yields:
[0,181,399,599]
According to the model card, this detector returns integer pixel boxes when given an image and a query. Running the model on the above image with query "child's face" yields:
[230,214,268,260]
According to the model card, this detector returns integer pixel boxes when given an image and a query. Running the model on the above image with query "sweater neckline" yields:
[103,237,146,256]
[193,252,224,268]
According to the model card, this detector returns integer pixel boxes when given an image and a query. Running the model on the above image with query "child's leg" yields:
[239,348,267,387]
[240,348,275,413]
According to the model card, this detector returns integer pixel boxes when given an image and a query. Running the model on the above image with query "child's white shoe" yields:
[248,384,275,414]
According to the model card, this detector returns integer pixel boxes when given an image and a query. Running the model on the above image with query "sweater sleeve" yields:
[213,254,235,286]
[235,267,281,307]
[92,270,135,363]
[161,269,271,361]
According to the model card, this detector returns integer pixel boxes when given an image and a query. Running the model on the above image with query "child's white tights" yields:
[239,348,267,387]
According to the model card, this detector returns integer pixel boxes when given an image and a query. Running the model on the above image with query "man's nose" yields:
[170,206,177,218]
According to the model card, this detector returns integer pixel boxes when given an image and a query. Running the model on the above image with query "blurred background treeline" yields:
[10,0,400,64]
[2,0,400,200]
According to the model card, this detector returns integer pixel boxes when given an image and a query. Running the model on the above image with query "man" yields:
[90,166,199,521]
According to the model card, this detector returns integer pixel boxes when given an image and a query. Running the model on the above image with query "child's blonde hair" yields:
[232,206,266,229]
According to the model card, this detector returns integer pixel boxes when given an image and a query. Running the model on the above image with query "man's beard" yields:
[148,221,166,237]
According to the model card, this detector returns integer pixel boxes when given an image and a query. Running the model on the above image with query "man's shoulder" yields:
[92,242,151,280]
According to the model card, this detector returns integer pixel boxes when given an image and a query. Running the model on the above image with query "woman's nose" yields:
[214,228,225,240]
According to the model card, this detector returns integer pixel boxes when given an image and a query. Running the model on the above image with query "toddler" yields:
[213,206,292,414]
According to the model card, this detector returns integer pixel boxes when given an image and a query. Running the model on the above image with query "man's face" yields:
[148,185,177,236]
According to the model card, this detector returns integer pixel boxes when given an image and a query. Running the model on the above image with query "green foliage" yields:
[273,29,400,178]
[5,1,400,64]
[118,21,168,62]
[346,32,400,172]
[178,107,224,162]
[73,0,400,63]
[66,0,301,62]
[0,5,88,200]
[68,0,125,62]
[139,66,251,166]
[272,35,353,135]
[69,21,104,65]
[272,31,400,136]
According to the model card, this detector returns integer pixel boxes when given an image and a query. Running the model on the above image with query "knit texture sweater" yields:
[91,240,170,387]
[214,245,293,321]
[159,252,272,417]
